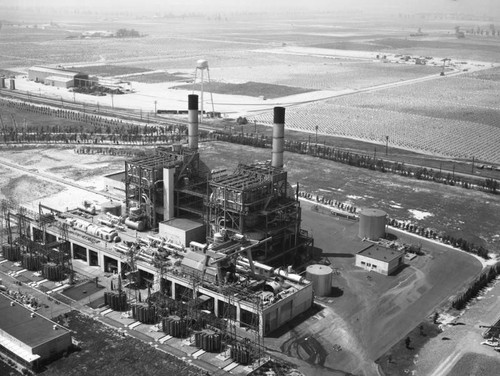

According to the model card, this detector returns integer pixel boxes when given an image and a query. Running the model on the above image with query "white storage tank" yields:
[306,264,333,297]
[358,208,387,240]
[101,201,122,217]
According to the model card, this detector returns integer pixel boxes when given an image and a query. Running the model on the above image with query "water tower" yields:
[193,59,215,122]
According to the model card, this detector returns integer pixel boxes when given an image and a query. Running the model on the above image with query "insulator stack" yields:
[2,245,21,261]
[132,303,158,324]
[42,263,65,281]
[22,254,45,271]
[104,291,128,311]
[230,344,252,365]
[195,330,221,353]
[162,316,188,338]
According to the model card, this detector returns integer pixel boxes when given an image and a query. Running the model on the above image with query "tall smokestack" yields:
[188,94,199,150]
[272,106,285,168]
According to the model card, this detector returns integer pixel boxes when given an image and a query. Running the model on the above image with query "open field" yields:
[175,81,316,99]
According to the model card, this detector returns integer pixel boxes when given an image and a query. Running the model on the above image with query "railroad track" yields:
[0,89,219,133]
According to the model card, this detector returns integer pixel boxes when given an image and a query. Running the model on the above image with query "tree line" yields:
[451,262,500,310]
[212,132,498,194]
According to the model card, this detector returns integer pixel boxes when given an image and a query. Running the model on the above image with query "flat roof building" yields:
[28,66,89,88]
[355,244,404,275]
[0,293,72,371]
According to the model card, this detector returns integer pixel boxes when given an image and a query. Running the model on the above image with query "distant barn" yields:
[28,66,89,88]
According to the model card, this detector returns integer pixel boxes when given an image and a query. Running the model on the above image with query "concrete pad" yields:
[159,335,172,344]
[191,349,205,359]
[36,279,49,286]
[222,362,239,372]
[128,321,141,329]
[48,284,69,294]
[101,308,114,316]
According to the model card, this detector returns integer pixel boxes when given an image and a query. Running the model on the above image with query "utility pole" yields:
[385,135,389,156]
[154,100,157,116]
[471,156,475,174]
[315,125,318,144]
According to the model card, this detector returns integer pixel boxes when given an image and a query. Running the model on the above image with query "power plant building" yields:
[2,95,314,339]
[0,293,72,371]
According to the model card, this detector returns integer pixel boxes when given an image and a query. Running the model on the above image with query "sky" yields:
[4,0,500,16]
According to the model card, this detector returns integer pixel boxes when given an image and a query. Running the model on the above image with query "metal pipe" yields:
[188,94,199,150]
[272,106,285,168]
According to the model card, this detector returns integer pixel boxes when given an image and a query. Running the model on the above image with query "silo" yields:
[101,201,122,216]
[0,76,5,89]
[358,208,387,240]
[9,78,15,90]
[306,264,333,297]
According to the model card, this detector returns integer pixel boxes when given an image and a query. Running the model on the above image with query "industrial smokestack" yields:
[188,94,199,150]
[272,106,285,168]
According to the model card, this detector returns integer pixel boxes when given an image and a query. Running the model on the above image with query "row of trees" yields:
[213,132,499,194]
[451,262,500,310]
[388,218,489,259]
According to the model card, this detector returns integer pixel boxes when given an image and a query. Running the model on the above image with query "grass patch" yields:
[130,71,187,83]
[175,81,316,99]
[72,65,152,77]
[86,296,105,309]
[61,280,104,301]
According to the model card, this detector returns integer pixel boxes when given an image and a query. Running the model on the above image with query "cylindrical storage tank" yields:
[101,201,122,216]
[124,218,145,231]
[213,232,224,245]
[9,78,15,90]
[358,208,387,240]
[306,264,333,297]
[0,76,5,89]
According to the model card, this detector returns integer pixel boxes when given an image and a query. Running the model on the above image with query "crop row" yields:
[249,101,500,164]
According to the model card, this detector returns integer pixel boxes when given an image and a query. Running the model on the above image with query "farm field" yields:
[248,73,500,164]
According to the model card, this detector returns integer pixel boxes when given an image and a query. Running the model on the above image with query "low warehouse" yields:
[355,244,404,275]
[0,293,72,371]
[28,66,89,88]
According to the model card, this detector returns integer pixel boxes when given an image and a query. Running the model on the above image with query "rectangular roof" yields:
[357,244,403,263]
[0,293,70,349]
[161,217,203,231]
[29,66,83,78]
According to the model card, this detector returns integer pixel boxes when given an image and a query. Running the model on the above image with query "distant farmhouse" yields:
[28,66,90,89]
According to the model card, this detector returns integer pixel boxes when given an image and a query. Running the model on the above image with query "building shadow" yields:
[328,287,344,298]
[266,303,324,338]
[322,252,354,258]
[389,263,411,276]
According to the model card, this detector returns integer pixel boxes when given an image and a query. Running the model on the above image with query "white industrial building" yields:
[28,66,89,88]
[355,244,404,275]
[0,293,72,371]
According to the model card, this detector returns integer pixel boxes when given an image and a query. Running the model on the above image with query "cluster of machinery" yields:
[0,94,317,370]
